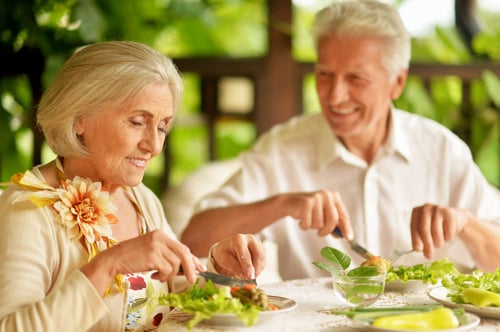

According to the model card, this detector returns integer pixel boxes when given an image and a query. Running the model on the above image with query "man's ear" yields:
[390,68,408,100]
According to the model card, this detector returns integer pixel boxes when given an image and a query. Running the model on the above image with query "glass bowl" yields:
[331,272,386,307]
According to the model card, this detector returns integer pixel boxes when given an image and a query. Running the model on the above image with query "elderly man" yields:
[182,0,500,280]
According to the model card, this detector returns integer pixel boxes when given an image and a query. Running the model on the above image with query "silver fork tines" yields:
[385,249,414,265]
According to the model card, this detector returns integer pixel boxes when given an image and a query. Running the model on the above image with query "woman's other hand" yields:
[81,229,203,294]
[210,234,266,280]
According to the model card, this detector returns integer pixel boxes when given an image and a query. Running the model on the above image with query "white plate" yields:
[428,286,500,319]
[358,312,480,332]
[385,279,431,292]
[203,295,297,326]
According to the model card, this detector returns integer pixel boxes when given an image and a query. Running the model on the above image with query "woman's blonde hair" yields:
[37,40,183,157]
[312,0,411,80]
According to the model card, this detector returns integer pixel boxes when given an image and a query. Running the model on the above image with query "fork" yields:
[332,227,374,260]
[384,249,414,265]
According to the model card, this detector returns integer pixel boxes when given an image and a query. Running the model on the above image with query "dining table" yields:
[158,277,500,331]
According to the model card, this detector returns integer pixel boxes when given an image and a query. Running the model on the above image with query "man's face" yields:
[315,35,406,147]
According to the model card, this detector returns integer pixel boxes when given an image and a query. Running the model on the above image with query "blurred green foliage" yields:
[1,0,499,195]
[297,1,500,187]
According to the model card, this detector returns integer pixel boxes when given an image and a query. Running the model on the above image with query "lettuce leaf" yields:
[159,280,262,330]
[441,268,500,304]
[385,258,459,284]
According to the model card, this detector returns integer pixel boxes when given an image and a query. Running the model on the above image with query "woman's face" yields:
[74,82,174,191]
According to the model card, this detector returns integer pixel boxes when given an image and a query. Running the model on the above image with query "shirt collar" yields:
[387,108,412,162]
[318,119,341,169]
[318,107,412,169]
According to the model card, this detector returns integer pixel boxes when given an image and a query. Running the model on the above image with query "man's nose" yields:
[328,79,349,106]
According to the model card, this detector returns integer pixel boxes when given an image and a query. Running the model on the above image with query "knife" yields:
[333,227,374,260]
[198,271,257,287]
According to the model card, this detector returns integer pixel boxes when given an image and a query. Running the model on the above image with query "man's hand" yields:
[281,189,352,238]
[410,204,471,259]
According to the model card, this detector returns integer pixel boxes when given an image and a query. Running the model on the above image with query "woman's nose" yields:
[140,129,163,155]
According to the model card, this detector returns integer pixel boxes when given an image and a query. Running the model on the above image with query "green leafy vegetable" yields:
[313,246,379,277]
[313,247,386,306]
[348,266,379,277]
[385,258,459,284]
[441,268,500,305]
[158,280,262,330]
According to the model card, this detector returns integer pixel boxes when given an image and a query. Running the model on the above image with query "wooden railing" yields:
[407,63,500,147]
[169,60,500,190]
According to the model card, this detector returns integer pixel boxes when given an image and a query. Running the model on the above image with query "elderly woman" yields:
[0,41,265,332]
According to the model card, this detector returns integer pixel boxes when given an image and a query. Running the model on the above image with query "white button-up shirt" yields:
[196,110,500,280]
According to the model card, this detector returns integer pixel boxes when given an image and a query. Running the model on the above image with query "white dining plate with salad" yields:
[203,295,297,326]
[428,286,500,319]
[357,312,480,332]
[384,259,458,292]
[385,279,431,292]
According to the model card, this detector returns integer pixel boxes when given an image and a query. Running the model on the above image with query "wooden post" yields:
[255,0,302,135]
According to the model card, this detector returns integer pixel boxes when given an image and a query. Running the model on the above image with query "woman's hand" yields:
[210,234,266,280]
[81,229,203,294]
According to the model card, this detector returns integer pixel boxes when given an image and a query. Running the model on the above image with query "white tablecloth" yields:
[158,277,500,331]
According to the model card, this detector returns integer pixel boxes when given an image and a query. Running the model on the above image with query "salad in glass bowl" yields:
[313,247,387,307]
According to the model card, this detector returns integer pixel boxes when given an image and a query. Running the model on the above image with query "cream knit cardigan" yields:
[0,165,177,332]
